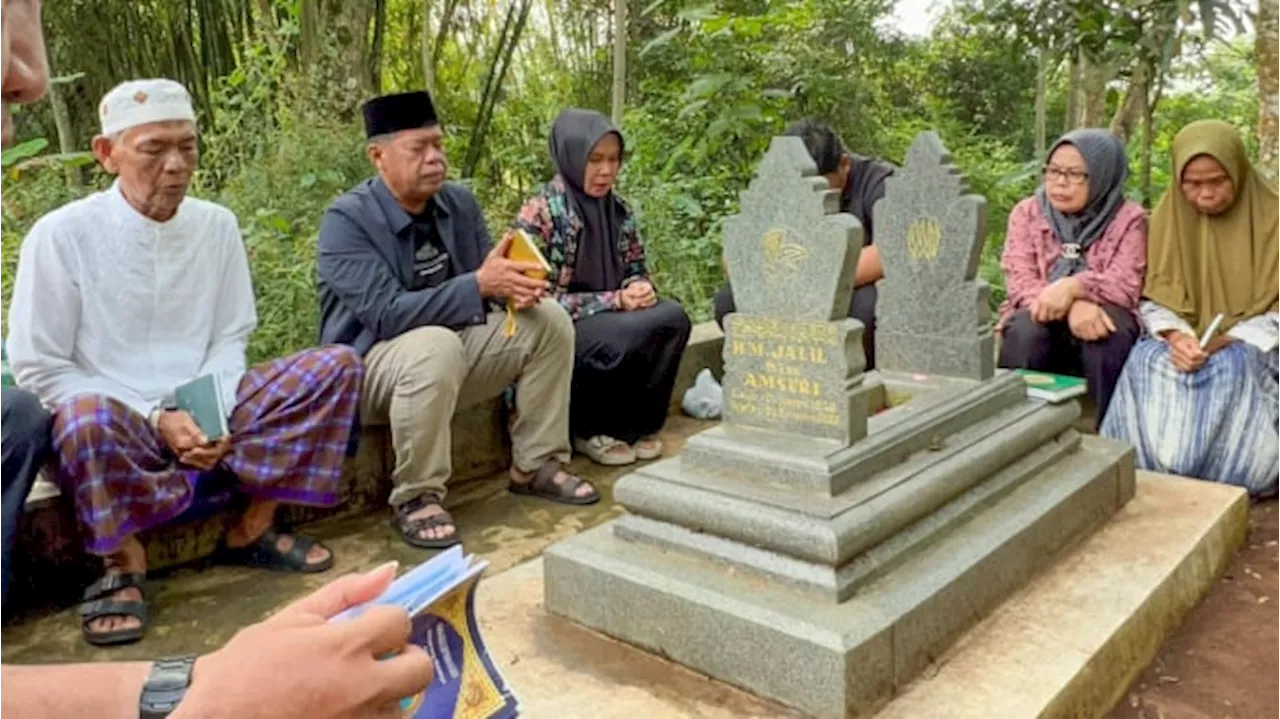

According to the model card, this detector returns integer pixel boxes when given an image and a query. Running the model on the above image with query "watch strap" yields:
[139,655,196,719]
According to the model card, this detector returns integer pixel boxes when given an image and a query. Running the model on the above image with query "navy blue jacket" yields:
[317,178,492,355]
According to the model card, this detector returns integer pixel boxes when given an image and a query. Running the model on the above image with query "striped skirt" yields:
[51,346,363,556]
[1100,338,1279,497]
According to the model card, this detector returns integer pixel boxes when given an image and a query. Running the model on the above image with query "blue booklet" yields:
[332,548,519,719]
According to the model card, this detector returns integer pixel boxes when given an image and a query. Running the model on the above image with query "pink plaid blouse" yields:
[997,196,1148,331]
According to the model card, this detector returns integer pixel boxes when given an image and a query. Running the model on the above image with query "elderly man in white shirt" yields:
[7,79,364,647]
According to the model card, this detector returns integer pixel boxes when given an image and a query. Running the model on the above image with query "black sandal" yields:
[217,529,334,573]
[509,459,600,506]
[392,494,461,549]
[80,572,149,647]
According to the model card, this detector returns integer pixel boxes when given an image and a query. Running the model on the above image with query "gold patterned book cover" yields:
[332,548,520,719]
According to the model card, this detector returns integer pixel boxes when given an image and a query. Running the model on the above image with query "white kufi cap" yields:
[99,79,196,137]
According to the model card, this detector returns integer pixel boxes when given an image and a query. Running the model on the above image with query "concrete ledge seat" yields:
[11,323,727,611]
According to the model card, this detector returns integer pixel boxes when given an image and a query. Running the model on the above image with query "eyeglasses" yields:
[1043,165,1089,186]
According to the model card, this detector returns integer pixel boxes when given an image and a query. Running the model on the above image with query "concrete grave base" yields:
[545,436,1133,718]
[486,473,1245,719]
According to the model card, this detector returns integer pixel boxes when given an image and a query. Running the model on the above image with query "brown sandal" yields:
[391,494,461,549]
[509,459,600,506]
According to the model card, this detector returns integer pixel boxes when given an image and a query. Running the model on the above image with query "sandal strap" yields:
[80,597,148,623]
[395,496,454,535]
[399,512,455,533]
[82,572,146,602]
[254,529,314,568]
[396,492,445,519]
[529,459,589,499]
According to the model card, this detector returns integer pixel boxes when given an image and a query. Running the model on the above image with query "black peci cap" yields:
[361,91,439,139]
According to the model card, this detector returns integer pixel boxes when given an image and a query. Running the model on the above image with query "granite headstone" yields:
[719,136,869,445]
[875,132,995,380]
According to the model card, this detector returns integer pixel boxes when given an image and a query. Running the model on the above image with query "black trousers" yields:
[997,305,1139,421]
[713,282,878,370]
[572,299,692,443]
[2,388,50,609]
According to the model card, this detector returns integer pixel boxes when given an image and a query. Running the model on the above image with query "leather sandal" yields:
[217,529,334,573]
[392,493,461,549]
[80,572,149,647]
[509,459,600,506]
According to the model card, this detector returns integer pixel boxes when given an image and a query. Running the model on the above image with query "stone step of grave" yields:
[11,323,727,610]
[544,435,1134,719]
[614,400,1085,585]
[615,425,1109,602]
[679,370,1028,496]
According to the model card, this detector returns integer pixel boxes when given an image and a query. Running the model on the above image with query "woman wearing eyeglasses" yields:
[996,129,1147,424]
[1100,120,1278,498]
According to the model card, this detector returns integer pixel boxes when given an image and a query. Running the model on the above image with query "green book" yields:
[174,374,229,441]
[1014,370,1087,404]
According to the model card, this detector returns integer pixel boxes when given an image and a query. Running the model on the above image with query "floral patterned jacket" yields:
[511,175,649,321]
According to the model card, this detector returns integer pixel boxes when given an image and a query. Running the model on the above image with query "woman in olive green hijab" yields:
[1101,120,1278,497]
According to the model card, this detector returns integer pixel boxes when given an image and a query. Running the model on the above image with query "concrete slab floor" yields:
[0,416,715,665]
[478,560,802,718]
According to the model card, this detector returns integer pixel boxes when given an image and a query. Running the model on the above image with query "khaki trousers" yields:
[360,300,574,507]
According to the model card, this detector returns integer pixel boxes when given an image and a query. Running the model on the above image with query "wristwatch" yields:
[139,655,196,719]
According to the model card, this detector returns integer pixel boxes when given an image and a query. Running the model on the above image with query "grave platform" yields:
[486,473,1247,719]
[546,430,1133,718]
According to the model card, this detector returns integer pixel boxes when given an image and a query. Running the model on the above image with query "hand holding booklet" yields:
[331,548,519,719]
[501,229,552,338]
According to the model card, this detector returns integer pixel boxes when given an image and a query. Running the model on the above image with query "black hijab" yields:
[549,109,626,293]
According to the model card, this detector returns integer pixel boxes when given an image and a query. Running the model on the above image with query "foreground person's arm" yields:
[2,662,151,719]
[4,562,431,719]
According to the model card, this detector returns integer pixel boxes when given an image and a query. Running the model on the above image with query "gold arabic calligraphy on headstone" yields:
[761,227,807,281]
[906,217,942,262]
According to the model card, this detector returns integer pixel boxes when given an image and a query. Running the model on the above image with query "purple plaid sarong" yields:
[51,346,364,556]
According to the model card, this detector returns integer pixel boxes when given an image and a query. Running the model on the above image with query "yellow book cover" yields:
[502,229,552,336]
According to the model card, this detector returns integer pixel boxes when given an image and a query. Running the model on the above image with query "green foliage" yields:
[0,0,1262,363]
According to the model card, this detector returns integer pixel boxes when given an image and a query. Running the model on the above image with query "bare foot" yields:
[226,500,330,567]
[86,536,146,637]
[510,466,597,499]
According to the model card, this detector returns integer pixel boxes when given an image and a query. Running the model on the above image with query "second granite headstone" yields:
[875,132,995,380]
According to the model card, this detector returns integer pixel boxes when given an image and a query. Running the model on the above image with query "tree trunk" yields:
[369,0,388,93]
[1258,0,1279,183]
[1109,59,1148,145]
[430,0,464,83]
[1079,53,1110,127]
[611,0,627,125]
[1065,49,1081,130]
[422,0,435,92]
[463,0,534,177]
[47,76,79,186]
[301,0,320,65]
[1140,64,1168,208]
[1034,48,1048,157]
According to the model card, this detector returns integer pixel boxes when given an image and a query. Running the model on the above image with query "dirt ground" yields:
[1110,499,1278,719]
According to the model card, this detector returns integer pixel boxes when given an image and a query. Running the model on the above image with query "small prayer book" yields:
[502,229,552,337]
[1014,370,1087,404]
[332,548,519,719]
[174,374,229,441]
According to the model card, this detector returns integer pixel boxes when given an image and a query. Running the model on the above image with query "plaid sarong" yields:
[51,346,364,556]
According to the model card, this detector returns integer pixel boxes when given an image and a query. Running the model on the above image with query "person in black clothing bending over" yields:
[713,119,894,368]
